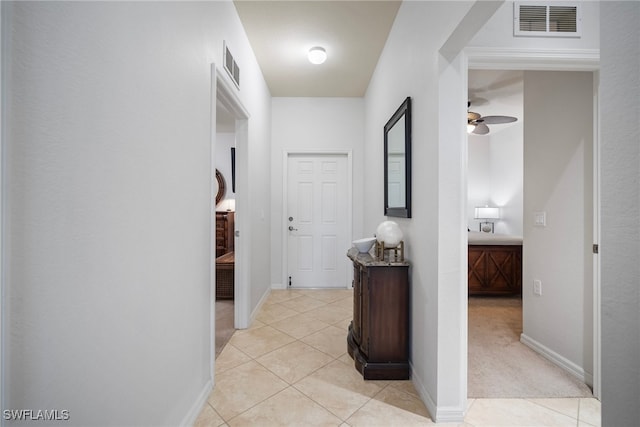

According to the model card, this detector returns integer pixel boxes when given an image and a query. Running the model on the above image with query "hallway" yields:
[196,289,600,426]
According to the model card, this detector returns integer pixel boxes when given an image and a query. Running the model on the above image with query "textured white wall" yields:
[2,2,271,425]
[467,71,524,236]
[490,122,524,236]
[600,2,640,424]
[364,1,478,421]
[468,137,492,228]
[522,71,594,380]
[270,97,364,288]
[468,124,525,236]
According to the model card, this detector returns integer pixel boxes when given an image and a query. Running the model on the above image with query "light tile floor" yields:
[196,289,601,426]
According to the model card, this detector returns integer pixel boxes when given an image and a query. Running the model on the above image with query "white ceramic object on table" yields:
[375,220,403,247]
[352,237,376,253]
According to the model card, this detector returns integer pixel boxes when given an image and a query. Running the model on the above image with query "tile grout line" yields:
[205,290,601,426]
[526,397,585,424]
[218,294,352,425]
[211,290,359,425]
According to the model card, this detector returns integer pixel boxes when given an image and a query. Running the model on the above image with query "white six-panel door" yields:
[287,154,348,288]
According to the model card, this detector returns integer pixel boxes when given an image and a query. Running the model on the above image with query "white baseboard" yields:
[520,333,592,386]
[409,361,466,423]
[179,379,213,427]
[271,282,286,290]
[249,287,271,326]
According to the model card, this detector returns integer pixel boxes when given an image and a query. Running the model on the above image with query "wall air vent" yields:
[223,42,240,89]
[514,2,581,38]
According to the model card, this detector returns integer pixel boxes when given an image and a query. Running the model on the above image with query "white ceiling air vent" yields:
[224,42,240,89]
[514,2,581,38]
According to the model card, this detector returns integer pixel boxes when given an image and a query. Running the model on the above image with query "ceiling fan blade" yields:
[472,123,490,135]
[480,115,517,124]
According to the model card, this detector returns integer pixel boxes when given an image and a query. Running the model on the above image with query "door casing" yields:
[460,48,601,398]
[211,65,250,384]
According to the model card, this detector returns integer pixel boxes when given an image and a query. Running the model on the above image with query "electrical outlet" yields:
[533,279,542,296]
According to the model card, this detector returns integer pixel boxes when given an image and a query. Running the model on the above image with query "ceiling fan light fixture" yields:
[308,46,327,65]
[466,102,518,136]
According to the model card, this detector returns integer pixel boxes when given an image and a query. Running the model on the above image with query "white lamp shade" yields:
[219,198,236,212]
[475,206,500,219]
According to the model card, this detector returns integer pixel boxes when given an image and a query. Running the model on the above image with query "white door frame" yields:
[460,47,601,398]
[210,65,250,380]
[0,3,4,412]
[282,150,353,289]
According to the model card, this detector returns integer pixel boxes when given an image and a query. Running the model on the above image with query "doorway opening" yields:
[211,65,249,370]
[214,100,236,357]
[462,59,600,400]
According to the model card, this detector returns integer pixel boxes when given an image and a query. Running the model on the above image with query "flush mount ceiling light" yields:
[308,46,327,65]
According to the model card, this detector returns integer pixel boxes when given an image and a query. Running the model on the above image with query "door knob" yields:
[288,226,298,231]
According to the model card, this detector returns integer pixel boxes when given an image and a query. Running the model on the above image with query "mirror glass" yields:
[384,97,411,218]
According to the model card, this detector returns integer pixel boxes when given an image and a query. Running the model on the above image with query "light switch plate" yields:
[533,211,547,227]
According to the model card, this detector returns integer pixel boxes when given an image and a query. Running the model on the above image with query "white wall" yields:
[600,2,640,424]
[364,1,479,421]
[468,137,492,228]
[270,97,364,288]
[522,71,593,381]
[469,1,600,51]
[2,1,271,425]
[468,71,524,235]
[489,121,524,235]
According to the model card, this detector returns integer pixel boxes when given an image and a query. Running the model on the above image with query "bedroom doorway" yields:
[214,100,236,357]
[211,65,250,373]
[465,65,600,399]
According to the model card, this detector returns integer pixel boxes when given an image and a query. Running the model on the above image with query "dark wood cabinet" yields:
[215,211,235,257]
[347,248,410,380]
[468,245,522,296]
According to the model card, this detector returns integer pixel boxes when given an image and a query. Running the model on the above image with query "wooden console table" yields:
[346,247,410,380]
[215,251,234,300]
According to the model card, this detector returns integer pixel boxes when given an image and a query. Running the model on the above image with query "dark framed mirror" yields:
[384,96,412,218]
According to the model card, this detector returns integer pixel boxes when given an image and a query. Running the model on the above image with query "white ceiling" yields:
[218,3,521,132]
[468,70,523,110]
[232,0,401,97]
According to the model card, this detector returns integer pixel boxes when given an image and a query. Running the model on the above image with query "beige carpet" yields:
[468,297,593,398]
[215,300,235,357]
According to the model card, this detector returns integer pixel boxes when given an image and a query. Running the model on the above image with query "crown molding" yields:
[465,47,600,71]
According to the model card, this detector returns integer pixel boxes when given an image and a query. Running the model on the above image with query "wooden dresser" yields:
[215,251,234,300]
[346,248,410,380]
[468,245,522,296]
[215,211,235,257]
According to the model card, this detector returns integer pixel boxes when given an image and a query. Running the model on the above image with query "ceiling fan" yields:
[467,102,517,135]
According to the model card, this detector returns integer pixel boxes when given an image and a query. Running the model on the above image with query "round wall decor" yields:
[215,169,226,206]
